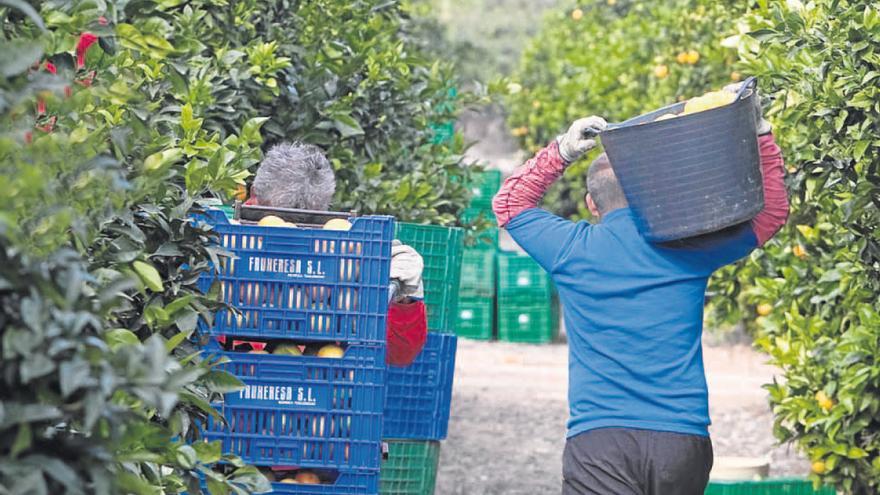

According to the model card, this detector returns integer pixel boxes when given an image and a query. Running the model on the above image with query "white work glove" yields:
[390,240,424,301]
[724,81,771,135]
[556,116,607,163]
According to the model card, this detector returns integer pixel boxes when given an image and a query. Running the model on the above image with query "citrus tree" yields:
[720,2,880,492]
[506,0,745,219]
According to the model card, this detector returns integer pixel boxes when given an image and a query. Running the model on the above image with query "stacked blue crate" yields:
[383,333,457,441]
[194,209,394,494]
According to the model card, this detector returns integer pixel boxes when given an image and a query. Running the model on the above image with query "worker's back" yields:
[505,206,757,438]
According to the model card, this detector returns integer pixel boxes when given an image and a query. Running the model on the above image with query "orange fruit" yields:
[234,184,248,202]
[571,8,583,20]
[511,126,529,137]
[815,391,834,411]
[323,218,352,231]
[676,52,688,64]
[273,344,302,356]
[317,344,345,358]
[730,71,742,82]
[295,471,321,484]
[258,215,287,227]
[532,100,541,109]
[653,65,669,79]
[793,245,807,259]
[685,50,700,64]
[756,303,772,317]
[811,461,826,474]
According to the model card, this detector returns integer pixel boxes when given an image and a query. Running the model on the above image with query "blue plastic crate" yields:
[195,209,394,344]
[196,469,380,495]
[198,345,386,469]
[383,333,457,440]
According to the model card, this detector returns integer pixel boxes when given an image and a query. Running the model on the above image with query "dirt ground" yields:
[434,338,810,495]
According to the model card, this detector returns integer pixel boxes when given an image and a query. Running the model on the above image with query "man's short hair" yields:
[587,153,628,215]
[251,142,336,210]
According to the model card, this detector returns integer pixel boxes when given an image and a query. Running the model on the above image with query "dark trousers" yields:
[562,428,713,495]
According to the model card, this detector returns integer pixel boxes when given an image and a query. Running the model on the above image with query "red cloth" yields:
[750,134,789,246]
[386,300,427,366]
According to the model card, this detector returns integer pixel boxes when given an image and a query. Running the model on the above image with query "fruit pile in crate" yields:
[455,170,558,344]
[193,206,394,494]
[383,222,462,495]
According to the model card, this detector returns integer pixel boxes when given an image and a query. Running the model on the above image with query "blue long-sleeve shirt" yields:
[506,207,758,437]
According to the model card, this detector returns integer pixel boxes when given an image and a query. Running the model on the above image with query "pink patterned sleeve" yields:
[750,134,789,246]
[492,141,567,227]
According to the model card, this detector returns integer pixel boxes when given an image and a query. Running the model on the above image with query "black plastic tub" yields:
[599,79,763,242]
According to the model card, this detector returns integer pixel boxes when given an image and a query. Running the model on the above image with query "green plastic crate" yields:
[460,207,499,250]
[497,251,552,297]
[381,440,441,495]
[218,205,235,219]
[430,120,455,145]
[496,298,558,344]
[395,223,464,333]
[456,297,494,340]
[705,478,836,495]
[459,248,496,297]
[467,170,502,210]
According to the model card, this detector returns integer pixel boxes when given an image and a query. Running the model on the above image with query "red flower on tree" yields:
[76,32,99,69]
[44,61,57,74]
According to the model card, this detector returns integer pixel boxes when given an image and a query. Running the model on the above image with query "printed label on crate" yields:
[517,273,530,286]
[460,310,474,320]
[239,254,339,282]
[518,314,530,324]
[227,382,330,409]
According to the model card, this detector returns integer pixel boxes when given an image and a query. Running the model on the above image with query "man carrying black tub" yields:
[492,82,789,494]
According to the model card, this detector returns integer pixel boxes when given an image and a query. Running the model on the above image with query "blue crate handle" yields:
[581,76,758,138]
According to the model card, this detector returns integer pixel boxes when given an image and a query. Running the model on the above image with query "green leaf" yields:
[104,328,140,350]
[180,104,203,134]
[241,117,269,144]
[164,330,192,352]
[395,181,411,202]
[0,40,43,78]
[846,447,868,459]
[144,148,183,171]
[175,444,198,469]
[0,0,45,30]
[59,358,91,398]
[164,294,195,315]
[10,422,31,458]
[192,441,223,464]
[202,370,244,393]
[133,260,164,292]
[332,114,365,137]
[205,477,229,495]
